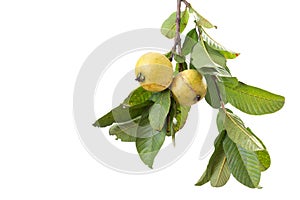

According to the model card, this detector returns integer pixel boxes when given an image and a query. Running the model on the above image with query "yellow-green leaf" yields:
[161,9,189,39]
[189,7,216,29]
[196,131,228,186]
[223,136,261,188]
[224,77,285,115]
[123,86,153,106]
[219,109,265,151]
[256,150,271,172]
[210,153,230,187]
[202,30,240,59]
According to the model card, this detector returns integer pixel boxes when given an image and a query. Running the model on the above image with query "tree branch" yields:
[172,0,184,71]
[175,0,182,55]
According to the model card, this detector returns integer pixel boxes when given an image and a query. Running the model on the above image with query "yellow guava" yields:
[170,69,207,106]
[135,52,173,92]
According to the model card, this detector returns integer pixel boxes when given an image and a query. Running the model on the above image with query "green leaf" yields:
[219,109,265,151]
[190,7,216,29]
[166,99,189,144]
[210,132,231,187]
[191,41,231,76]
[182,28,199,56]
[174,54,186,63]
[93,100,153,128]
[222,76,239,87]
[189,62,197,70]
[166,98,176,137]
[204,42,226,67]
[216,108,227,133]
[256,150,271,172]
[205,76,235,109]
[195,169,210,186]
[175,62,188,75]
[94,87,153,127]
[224,78,285,115]
[161,9,189,39]
[149,92,161,102]
[202,30,240,59]
[181,9,190,32]
[196,131,227,186]
[109,119,140,142]
[223,136,261,188]
[245,127,266,149]
[164,51,172,61]
[210,151,230,187]
[173,103,190,133]
[205,75,227,108]
[136,113,166,168]
[149,90,171,131]
[246,127,271,171]
[204,42,231,74]
[123,87,153,106]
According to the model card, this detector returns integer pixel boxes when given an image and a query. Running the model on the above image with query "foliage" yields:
[93,0,285,189]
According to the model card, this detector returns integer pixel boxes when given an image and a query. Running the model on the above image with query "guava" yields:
[170,69,207,106]
[135,52,173,92]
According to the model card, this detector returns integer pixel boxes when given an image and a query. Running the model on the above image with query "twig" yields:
[212,75,226,111]
[175,0,182,55]
[172,0,184,71]
[172,0,182,55]
[182,0,191,8]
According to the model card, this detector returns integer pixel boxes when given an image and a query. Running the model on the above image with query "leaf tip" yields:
[194,181,202,186]
[194,181,206,187]
[92,121,100,127]
[147,164,153,169]
[172,140,176,147]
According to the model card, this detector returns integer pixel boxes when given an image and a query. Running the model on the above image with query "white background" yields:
[0,0,299,199]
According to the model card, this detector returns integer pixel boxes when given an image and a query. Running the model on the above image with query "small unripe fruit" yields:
[135,52,173,92]
[170,69,207,106]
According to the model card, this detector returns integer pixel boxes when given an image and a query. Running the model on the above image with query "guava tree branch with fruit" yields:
[93,0,285,188]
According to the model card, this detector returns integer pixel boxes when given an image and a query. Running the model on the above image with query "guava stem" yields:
[212,75,226,111]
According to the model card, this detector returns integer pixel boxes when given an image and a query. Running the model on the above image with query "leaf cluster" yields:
[93,0,285,188]
[93,87,190,168]
[160,2,284,188]
[196,109,270,188]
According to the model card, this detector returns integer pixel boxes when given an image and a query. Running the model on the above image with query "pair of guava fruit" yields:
[135,52,207,106]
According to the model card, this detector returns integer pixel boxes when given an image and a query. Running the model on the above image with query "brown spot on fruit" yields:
[135,73,145,82]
